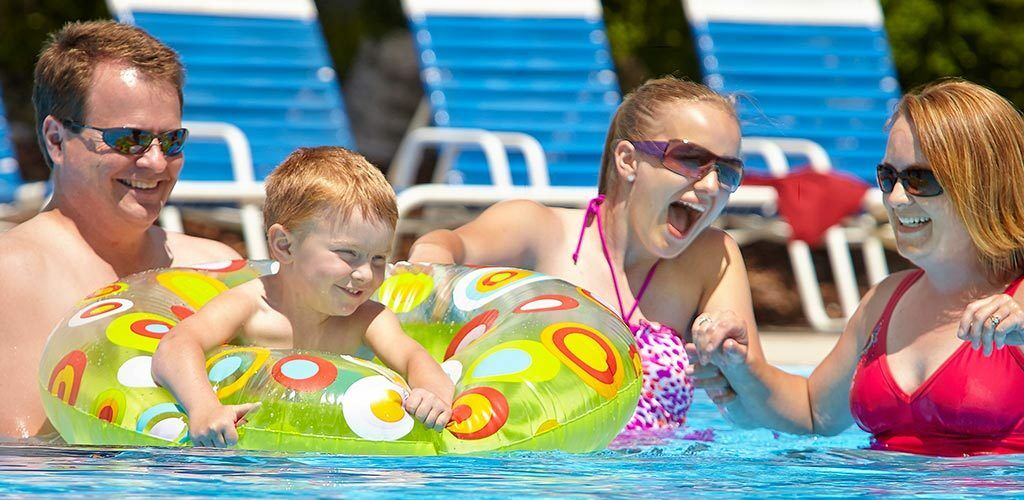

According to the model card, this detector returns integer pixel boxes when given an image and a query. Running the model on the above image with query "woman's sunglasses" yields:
[629,139,744,193]
[876,163,944,197]
[62,119,189,156]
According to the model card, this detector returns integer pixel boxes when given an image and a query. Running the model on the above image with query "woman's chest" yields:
[534,254,699,333]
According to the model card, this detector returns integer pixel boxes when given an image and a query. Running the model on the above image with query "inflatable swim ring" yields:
[39,260,641,454]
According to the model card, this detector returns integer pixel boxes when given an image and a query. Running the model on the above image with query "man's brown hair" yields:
[32,20,184,168]
[263,147,398,236]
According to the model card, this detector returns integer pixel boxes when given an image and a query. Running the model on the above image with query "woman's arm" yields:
[407,199,561,267]
[693,259,900,435]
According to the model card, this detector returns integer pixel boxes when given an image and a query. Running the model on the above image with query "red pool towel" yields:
[743,168,871,247]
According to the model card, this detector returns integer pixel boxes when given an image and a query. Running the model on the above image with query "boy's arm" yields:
[363,304,454,430]
[151,282,262,445]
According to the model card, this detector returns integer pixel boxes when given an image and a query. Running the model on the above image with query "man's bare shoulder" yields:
[163,230,243,265]
[0,217,65,280]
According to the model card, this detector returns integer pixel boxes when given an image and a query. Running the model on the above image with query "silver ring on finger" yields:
[990,314,1003,328]
[697,314,712,327]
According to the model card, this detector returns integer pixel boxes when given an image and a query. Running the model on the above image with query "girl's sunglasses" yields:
[62,119,189,156]
[876,163,944,197]
[630,139,744,193]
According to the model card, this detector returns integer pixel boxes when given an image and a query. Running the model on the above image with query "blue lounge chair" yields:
[684,0,896,330]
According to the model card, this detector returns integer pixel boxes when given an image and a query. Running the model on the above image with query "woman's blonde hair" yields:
[597,76,738,197]
[263,147,397,236]
[896,78,1024,283]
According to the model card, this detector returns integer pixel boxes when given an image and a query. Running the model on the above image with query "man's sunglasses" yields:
[629,139,744,193]
[876,163,944,197]
[62,119,188,156]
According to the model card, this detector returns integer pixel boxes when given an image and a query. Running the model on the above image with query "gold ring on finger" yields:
[990,314,1002,328]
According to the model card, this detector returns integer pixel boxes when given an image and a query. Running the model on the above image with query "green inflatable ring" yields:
[38,260,641,454]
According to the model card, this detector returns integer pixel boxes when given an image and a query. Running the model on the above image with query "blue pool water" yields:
[3,386,1024,496]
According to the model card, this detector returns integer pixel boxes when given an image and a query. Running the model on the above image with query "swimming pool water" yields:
[3,386,1024,496]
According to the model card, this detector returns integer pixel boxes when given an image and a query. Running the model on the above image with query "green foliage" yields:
[601,0,701,89]
[882,0,1024,102]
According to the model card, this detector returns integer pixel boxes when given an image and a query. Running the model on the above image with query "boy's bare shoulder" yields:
[235,278,293,348]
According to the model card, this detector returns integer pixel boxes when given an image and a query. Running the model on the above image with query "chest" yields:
[883,321,965,394]
[533,251,698,334]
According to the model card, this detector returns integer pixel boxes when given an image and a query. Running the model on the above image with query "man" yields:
[0,21,241,438]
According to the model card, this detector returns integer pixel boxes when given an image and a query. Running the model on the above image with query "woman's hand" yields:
[685,361,736,406]
[404,388,452,432]
[188,401,261,447]
[388,261,435,276]
[688,309,749,369]
[958,293,1024,356]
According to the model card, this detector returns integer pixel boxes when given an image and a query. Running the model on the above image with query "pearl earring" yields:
[626,174,636,183]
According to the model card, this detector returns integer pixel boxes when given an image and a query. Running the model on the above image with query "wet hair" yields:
[895,78,1024,283]
[32,20,184,168]
[263,146,398,237]
[597,76,739,196]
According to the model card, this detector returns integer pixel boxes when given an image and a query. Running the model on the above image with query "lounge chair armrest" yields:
[764,137,833,173]
[389,127,513,189]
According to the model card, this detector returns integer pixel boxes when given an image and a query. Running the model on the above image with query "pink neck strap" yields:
[572,195,660,323]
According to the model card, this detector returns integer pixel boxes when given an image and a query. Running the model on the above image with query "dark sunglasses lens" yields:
[666,144,713,176]
[905,169,942,196]
[876,165,896,193]
[160,129,188,156]
[717,161,744,192]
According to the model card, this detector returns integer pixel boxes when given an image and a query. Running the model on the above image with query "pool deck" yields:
[760,328,840,367]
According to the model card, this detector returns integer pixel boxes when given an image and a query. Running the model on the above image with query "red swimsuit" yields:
[850,270,1024,456]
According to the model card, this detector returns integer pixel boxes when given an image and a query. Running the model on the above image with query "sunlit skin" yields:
[153,210,455,447]
[0,61,239,438]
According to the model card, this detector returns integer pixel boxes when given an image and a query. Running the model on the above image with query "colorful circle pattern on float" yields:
[38,261,641,454]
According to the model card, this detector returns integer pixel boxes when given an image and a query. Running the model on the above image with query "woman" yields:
[690,79,1024,456]
[407,77,759,431]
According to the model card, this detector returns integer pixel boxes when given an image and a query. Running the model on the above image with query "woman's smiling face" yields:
[882,115,977,269]
[623,100,741,258]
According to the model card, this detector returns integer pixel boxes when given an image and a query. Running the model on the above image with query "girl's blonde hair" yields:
[597,76,738,197]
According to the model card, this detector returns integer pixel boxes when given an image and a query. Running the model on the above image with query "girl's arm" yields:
[407,199,560,267]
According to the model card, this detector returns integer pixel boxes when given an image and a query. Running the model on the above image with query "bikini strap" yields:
[572,195,660,323]
[872,269,925,349]
[1004,273,1024,296]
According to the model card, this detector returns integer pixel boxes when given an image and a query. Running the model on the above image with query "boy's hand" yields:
[403,388,452,432]
[188,402,261,447]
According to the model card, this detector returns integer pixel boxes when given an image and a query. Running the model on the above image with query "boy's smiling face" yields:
[288,208,394,317]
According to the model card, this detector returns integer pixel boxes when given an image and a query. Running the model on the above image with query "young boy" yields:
[152,147,454,448]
